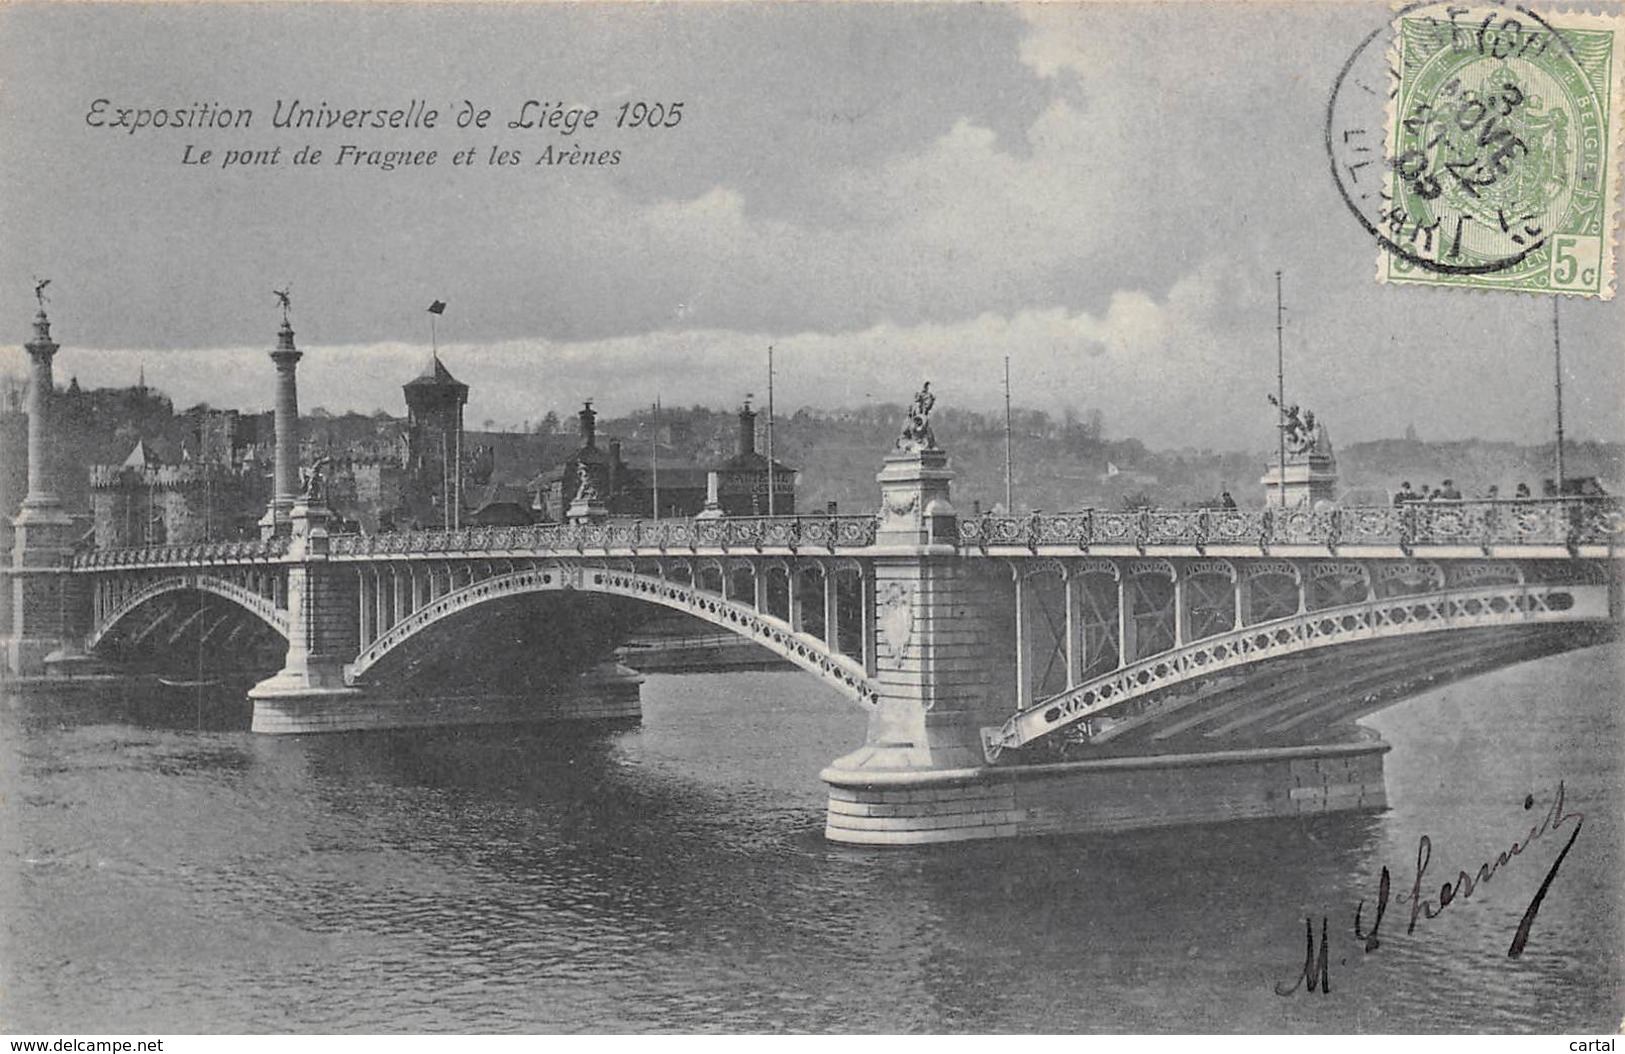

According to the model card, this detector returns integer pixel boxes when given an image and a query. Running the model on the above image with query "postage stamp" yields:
[1375,5,1622,296]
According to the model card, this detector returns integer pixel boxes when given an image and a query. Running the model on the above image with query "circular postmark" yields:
[1326,2,1614,292]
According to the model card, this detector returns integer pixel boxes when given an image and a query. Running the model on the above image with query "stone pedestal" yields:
[248,497,360,721]
[1261,455,1339,508]
[1261,427,1339,507]
[566,496,608,522]
[875,447,956,547]
[7,512,77,677]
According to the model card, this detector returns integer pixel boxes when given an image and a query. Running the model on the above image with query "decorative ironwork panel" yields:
[1185,559,1237,581]
[1207,510,1269,545]
[1271,508,1336,546]
[1033,513,1089,546]
[1146,510,1207,545]
[1341,506,1403,545]
[1090,512,1140,546]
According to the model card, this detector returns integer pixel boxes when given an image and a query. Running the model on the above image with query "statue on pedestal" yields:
[1268,394,1320,458]
[573,461,601,506]
[300,455,331,502]
[898,382,938,453]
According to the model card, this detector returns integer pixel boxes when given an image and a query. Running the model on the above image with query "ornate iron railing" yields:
[73,536,292,569]
[66,500,1624,570]
[325,515,880,557]
[957,498,1624,551]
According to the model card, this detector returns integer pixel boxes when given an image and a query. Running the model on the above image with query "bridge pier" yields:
[821,443,1031,841]
[250,659,643,734]
[248,496,647,734]
[824,739,1390,844]
[248,497,363,727]
[819,440,1394,845]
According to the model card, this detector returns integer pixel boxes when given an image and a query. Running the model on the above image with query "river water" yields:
[1,644,1620,1034]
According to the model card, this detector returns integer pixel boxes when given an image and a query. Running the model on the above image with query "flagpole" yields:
[1553,298,1565,491]
[1276,271,1287,502]
[426,299,450,528]
[1003,356,1014,512]
[766,344,776,517]
[651,396,661,521]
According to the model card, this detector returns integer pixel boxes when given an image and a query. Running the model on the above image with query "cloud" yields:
[0,259,1284,450]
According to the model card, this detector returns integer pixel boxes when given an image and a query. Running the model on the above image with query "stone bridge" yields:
[4,306,1619,843]
[48,453,1622,843]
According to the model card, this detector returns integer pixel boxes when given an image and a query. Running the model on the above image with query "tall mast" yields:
[1553,298,1566,491]
[1276,270,1287,496]
[1004,356,1014,512]
[766,344,776,516]
[651,396,661,520]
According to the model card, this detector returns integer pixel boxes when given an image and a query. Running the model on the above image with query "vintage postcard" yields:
[1,0,1621,1038]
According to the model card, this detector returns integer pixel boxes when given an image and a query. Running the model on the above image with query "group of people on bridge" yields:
[1393,480,1534,504]
[1394,478,1608,505]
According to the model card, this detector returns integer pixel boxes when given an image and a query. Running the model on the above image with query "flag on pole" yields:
[428,300,446,315]
[1106,462,1121,477]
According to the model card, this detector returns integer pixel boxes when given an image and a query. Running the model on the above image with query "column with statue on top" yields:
[6,280,87,677]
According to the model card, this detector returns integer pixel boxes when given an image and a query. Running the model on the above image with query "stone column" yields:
[7,310,84,676]
[260,321,302,538]
[20,311,65,514]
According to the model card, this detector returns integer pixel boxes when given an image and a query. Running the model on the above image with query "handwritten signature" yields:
[1276,780,1583,995]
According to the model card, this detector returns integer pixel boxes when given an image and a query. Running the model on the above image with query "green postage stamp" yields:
[1376,5,1623,297]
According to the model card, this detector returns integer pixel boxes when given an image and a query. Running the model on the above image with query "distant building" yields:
[713,400,795,515]
[400,354,469,529]
[530,400,795,521]
[531,403,638,521]
[90,437,265,546]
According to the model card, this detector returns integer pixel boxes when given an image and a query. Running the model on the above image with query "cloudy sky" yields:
[0,2,1619,453]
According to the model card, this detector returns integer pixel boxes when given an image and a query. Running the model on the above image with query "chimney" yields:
[738,398,757,458]
[607,439,621,495]
[578,401,597,450]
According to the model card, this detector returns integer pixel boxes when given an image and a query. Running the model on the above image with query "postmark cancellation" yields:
[1371,5,1624,298]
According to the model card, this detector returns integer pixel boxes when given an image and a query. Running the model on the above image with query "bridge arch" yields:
[986,579,1614,757]
[345,563,877,707]
[88,572,289,651]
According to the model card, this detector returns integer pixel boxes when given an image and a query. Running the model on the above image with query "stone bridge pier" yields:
[245,497,364,724]
[815,446,1396,845]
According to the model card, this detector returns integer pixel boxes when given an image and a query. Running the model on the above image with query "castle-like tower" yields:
[403,355,468,529]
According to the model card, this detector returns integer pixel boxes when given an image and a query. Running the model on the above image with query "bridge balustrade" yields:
[62,499,1622,572]
[322,515,881,557]
[73,536,292,569]
[958,497,1622,551]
